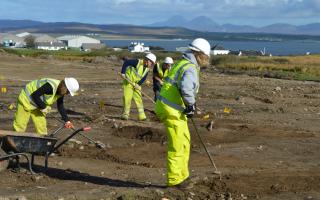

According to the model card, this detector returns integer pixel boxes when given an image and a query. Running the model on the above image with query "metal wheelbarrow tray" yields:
[0,127,91,174]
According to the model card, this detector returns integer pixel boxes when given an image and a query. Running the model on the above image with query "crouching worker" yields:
[155,38,211,189]
[121,53,156,121]
[13,77,80,135]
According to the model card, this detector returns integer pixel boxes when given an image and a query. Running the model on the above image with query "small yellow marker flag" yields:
[8,103,15,110]
[224,107,231,114]
[202,114,210,119]
[1,87,7,93]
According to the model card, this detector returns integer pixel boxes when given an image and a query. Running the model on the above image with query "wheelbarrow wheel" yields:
[0,148,9,172]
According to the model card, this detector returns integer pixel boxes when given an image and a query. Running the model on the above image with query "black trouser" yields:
[153,81,162,101]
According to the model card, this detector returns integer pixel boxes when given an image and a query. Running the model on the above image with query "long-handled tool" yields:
[54,118,106,149]
[118,72,155,104]
[191,118,221,179]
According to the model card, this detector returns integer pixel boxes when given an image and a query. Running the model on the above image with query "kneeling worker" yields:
[13,77,80,135]
[121,53,156,121]
[153,57,173,100]
[155,38,211,189]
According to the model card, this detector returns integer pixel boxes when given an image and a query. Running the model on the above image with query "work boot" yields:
[120,114,129,120]
[139,118,149,122]
[171,178,194,190]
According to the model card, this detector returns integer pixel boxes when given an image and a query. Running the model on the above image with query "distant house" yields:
[211,46,230,55]
[35,42,67,51]
[229,50,264,56]
[81,43,106,52]
[128,42,149,53]
[0,34,25,48]
[57,35,100,48]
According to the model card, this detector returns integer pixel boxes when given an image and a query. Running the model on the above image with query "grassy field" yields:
[0,47,181,62]
[212,55,320,81]
[2,47,320,81]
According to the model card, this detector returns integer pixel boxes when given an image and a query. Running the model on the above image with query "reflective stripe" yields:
[164,63,194,88]
[157,95,185,112]
[129,62,148,82]
[131,67,143,79]
[24,79,59,106]
[23,86,37,107]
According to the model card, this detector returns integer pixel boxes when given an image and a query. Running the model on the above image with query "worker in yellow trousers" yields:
[121,53,156,120]
[155,38,211,189]
[13,77,79,135]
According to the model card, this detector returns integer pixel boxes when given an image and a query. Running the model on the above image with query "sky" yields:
[0,0,319,27]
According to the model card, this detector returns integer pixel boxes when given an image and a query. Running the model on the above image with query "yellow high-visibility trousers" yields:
[122,83,146,120]
[163,117,190,186]
[13,101,47,135]
[155,100,190,186]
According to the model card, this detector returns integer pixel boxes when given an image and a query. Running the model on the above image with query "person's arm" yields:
[57,96,69,122]
[137,71,148,85]
[31,83,53,109]
[121,59,139,75]
[179,67,198,106]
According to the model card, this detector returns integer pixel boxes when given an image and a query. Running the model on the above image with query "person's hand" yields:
[64,121,74,129]
[159,80,164,86]
[134,84,141,90]
[41,106,51,114]
[183,104,195,118]
[146,80,151,87]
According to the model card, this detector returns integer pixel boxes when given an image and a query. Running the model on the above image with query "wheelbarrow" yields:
[0,126,91,174]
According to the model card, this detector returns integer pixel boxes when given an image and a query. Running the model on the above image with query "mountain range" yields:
[1,19,320,42]
[149,15,320,35]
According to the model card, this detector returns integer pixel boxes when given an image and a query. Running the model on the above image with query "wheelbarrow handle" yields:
[50,127,91,154]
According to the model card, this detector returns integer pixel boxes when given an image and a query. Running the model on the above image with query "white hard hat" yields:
[64,77,79,96]
[145,53,156,64]
[189,38,211,57]
[164,57,174,64]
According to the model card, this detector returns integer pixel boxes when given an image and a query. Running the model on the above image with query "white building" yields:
[35,42,67,51]
[128,42,149,53]
[211,46,230,55]
[57,35,100,48]
[0,34,25,48]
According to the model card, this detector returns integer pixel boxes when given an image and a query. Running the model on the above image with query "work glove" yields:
[64,121,74,129]
[40,106,51,114]
[134,84,141,91]
[183,104,195,118]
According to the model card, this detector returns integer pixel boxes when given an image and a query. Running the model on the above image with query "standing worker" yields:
[155,38,211,189]
[13,77,80,135]
[153,57,174,100]
[121,53,156,121]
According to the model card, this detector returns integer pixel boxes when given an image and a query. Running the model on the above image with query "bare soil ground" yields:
[0,52,319,200]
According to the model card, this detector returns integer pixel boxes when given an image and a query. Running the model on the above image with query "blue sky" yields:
[0,0,319,27]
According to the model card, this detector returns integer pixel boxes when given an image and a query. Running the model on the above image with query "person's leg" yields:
[165,118,190,186]
[13,102,31,132]
[121,84,134,120]
[30,109,47,135]
[133,89,146,120]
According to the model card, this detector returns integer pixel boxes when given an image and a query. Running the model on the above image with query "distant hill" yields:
[1,19,320,42]
[150,16,320,35]
[0,19,44,28]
